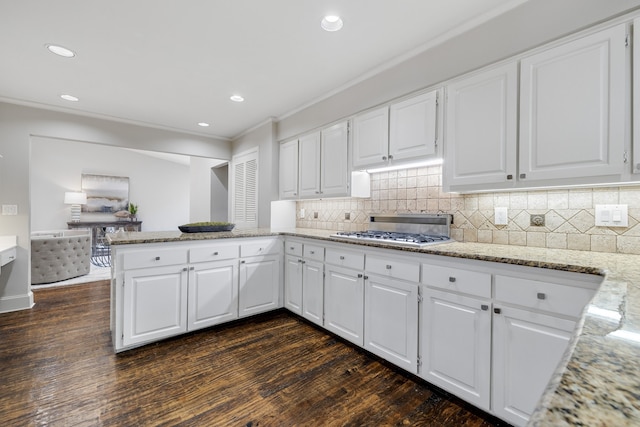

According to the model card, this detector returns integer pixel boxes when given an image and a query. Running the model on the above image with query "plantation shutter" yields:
[230,148,258,228]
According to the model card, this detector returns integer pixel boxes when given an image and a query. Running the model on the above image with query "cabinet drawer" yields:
[122,247,188,270]
[422,263,491,299]
[326,248,364,270]
[285,241,303,257]
[366,255,419,282]
[495,275,595,318]
[189,244,239,263]
[241,239,281,257]
[303,244,324,261]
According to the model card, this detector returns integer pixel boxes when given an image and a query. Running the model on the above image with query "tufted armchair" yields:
[31,230,91,285]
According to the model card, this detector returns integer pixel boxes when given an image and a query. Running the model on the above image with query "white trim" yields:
[0,292,35,313]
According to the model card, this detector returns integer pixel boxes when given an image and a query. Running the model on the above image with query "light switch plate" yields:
[494,207,508,225]
[595,204,628,227]
[1,205,17,215]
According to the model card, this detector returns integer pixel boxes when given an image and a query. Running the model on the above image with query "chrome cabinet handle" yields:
[382,156,387,161]
[241,260,246,264]
[310,250,315,254]
[339,255,345,260]
[386,265,392,269]
[481,305,489,311]
[449,277,456,283]
[357,273,363,278]
[507,174,513,180]
[537,292,546,300]
[155,256,160,261]
[213,251,219,256]
[297,259,303,263]
[182,267,188,272]
[520,173,526,179]
[388,154,393,160]
[363,275,368,280]
[289,246,294,250]
[494,308,501,314]
[189,266,195,271]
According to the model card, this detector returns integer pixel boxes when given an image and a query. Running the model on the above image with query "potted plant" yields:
[128,203,138,221]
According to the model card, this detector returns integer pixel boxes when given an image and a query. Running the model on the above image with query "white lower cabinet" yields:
[284,254,303,315]
[324,264,364,346]
[364,274,418,374]
[302,259,324,326]
[239,254,281,317]
[284,240,325,325]
[123,265,188,347]
[188,260,238,331]
[420,287,491,409]
[492,304,576,426]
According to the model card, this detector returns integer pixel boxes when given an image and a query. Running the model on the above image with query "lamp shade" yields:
[64,191,87,205]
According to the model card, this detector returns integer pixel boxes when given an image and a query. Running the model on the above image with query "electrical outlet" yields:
[2,205,17,215]
[345,212,351,220]
[494,207,508,225]
[300,208,305,219]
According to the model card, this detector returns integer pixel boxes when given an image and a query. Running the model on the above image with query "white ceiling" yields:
[0,0,524,140]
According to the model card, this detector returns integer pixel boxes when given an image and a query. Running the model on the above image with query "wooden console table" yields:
[67,221,142,266]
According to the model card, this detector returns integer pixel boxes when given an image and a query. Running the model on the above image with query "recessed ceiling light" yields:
[60,94,79,102]
[230,95,244,102]
[321,15,343,32]
[46,44,76,58]
[197,122,210,127]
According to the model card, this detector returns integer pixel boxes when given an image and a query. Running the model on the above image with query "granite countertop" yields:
[108,227,640,425]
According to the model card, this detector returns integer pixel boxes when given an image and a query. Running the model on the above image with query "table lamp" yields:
[64,191,87,222]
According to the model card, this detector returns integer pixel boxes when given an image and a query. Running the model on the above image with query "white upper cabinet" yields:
[443,61,518,192]
[280,121,350,200]
[519,24,627,182]
[279,139,299,199]
[352,107,389,169]
[320,121,349,197]
[353,90,440,170]
[631,18,640,174]
[298,132,322,197]
[389,90,439,162]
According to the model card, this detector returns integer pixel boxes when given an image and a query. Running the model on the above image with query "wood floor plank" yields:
[0,282,508,426]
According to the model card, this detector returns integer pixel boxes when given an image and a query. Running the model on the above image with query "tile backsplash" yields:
[296,165,640,255]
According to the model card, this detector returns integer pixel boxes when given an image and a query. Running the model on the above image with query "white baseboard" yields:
[0,292,34,313]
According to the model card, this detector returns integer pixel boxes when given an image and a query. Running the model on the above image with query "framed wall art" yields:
[81,174,129,214]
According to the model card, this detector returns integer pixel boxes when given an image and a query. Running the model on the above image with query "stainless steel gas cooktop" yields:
[331,213,453,248]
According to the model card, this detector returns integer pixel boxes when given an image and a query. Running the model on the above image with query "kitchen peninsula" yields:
[108,229,639,427]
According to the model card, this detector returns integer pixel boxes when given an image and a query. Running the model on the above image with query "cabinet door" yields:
[444,61,518,191]
[239,254,281,317]
[389,90,439,162]
[188,260,238,331]
[302,259,324,326]
[492,305,576,427]
[123,265,188,347]
[420,288,491,410]
[320,121,349,197]
[519,24,626,182]
[364,275,418,374]
[635,18,640,174]
[284,254,303,315]
[298,132,321,197]
[324,265,364,346]
[279,139,299,199]
[352,107,389,169]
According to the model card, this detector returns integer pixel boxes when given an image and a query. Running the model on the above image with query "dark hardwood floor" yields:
[0,281,507,426]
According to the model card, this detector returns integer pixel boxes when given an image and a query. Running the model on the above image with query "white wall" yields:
[0,102,231,313]
[189,157,228,223]
[31,137,191,231]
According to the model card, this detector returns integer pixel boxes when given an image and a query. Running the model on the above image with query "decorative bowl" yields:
[178,223,235,233]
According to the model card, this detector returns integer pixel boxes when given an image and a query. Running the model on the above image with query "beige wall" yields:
[296,166,640,255]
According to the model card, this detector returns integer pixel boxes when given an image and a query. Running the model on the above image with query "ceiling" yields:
[0,0,524,140]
